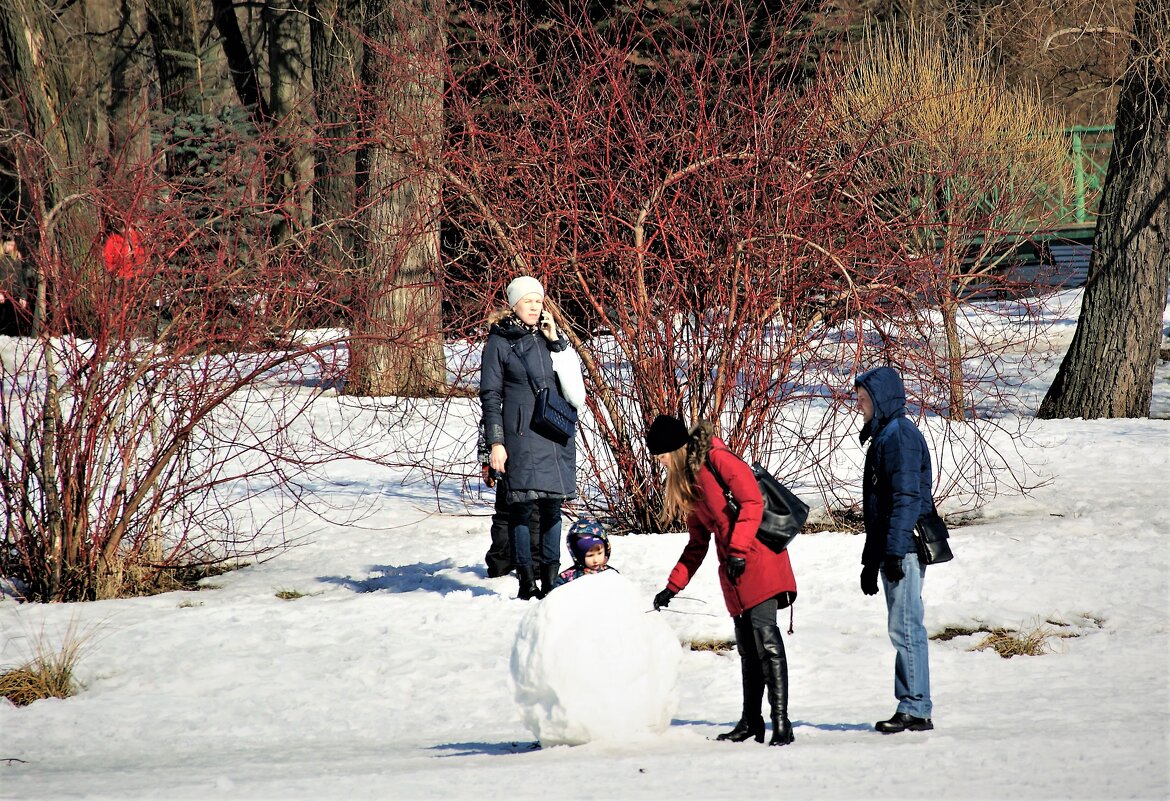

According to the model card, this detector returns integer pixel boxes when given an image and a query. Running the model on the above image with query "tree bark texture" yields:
[144,0,202,116]
[106,0,153,165]
[347,0,447,397]
[310,0,363,280]
[210,0,268,120]
[0,0,100,296]
[1038,0,1169,419]
[266,0,315,233]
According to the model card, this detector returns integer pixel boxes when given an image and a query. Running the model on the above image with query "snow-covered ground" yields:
[1,290,1168,801]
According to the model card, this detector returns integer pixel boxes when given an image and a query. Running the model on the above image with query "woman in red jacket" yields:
[647,414,797,746]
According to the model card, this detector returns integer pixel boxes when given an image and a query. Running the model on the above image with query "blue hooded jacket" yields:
[855,367,933,565]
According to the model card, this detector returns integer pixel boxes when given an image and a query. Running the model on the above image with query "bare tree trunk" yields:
[941,295,965,419]
[267,0,314,237]
[144,0,202,117]
[107,0,153,164]
[347,0,447,397]
[1038,0,1169,419]
[0,0,101,325]
[310,0,363,284]
[210,0,269,120]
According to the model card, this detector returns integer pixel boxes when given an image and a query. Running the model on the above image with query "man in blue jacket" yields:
[854,366,934,733]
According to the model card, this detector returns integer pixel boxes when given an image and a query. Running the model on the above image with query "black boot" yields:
[875,712,933,733]
[756,624,794,746]
[717,618,765,743]
[539,563,560,597]
[517,565,541,600]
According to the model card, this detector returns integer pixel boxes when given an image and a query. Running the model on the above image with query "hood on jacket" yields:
[855,366,907,443]
[487,310,535,340]
[685,421,717,475]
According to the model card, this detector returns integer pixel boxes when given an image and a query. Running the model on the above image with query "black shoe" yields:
[716,717,765,743]
[875,712,933,734]
[769,718,794,746]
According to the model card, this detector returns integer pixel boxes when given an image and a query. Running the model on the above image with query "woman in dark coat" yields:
[648,415,798,746]
[480,276,581,600]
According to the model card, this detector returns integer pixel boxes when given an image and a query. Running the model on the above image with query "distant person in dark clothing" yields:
[854,366,935,734]
[477,422,540,578]
[480,276,584,600]
[0,238,30,335]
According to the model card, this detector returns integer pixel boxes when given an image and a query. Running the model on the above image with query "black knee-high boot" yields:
[756,624,794,746]
[516,565,541,600]
[539,563,560,597]
[717,617,765,743]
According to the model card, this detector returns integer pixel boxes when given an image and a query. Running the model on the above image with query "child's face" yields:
[583,543,607,570]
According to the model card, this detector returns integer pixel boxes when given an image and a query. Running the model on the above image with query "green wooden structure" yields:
[949,125,1114,295]
[1046,124,1114,239]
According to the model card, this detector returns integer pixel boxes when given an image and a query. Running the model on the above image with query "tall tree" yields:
[267,0,314,236]
[1038,0,1169,419]
[144,0,201,117]
[0,0,101,329]
[346,0,447,397]
[310,0,363,287]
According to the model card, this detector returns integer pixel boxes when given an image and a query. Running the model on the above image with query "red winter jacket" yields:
[664,433,798,618]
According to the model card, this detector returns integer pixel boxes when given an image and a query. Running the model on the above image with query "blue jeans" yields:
[509,498,562,567]
[882,551,932,718]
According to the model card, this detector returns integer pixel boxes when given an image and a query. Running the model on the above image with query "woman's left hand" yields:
[726,556,746,585]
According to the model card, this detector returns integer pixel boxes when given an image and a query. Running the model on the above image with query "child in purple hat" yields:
[551,518,618,589]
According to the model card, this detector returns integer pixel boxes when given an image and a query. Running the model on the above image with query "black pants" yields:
[485,479,539,576]
[509,497,563,567]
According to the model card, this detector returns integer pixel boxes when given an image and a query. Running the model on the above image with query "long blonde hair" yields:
[659,446,700,525]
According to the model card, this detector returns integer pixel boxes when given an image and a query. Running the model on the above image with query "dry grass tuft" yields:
[934,619,1083,656]
[275,588,321,600]
[94,542,241,600]
[974,622,1073,658]
[0,623,90,706]
[688,639,736,653]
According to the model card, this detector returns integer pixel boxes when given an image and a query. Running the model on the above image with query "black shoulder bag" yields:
[511,341,577,444]
[913,505,954,565]
[707,453,809,553]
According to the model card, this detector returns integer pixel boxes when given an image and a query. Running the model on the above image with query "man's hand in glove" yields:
[653,588,677,610]
[882,555,904,583]
[726,556,746,585]
[860,565,880,596]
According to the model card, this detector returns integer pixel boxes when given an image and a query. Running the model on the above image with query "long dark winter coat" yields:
[479,313,577,502]
[855,366,933,567]
[664,425,797,618]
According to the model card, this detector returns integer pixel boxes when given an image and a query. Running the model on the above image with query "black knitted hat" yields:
[646,414,689,455]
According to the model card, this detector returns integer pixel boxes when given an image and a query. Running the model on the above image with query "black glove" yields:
[726,556,746,585]
[653,588,677,610]
[860,565,879,596]
[882,555,904,583]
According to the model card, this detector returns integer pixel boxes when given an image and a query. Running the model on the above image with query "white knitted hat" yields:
[506,276,545,307]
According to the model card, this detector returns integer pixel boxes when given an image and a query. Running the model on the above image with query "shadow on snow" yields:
[316,560,496,597]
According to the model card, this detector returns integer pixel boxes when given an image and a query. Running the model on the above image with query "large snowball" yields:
[510,570,681,746]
